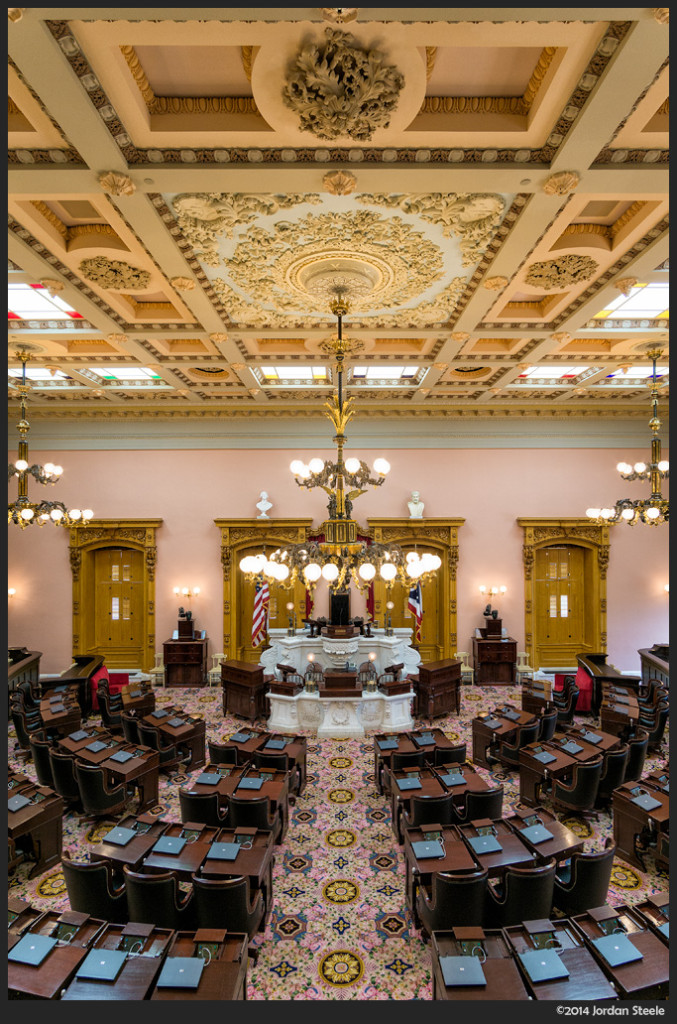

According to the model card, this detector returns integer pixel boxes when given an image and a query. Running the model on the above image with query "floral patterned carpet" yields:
[8,683,668,1000]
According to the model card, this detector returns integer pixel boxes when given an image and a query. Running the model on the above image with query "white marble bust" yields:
[256,490,273,519]
[408,490,424,519]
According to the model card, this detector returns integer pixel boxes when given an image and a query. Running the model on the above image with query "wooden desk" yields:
[390,767,447,841]
[322,669,361,699]
[577,652,641,714]
[200,766,289,835]
[8,897,45,948]
[457,819,534,878]
[638,643,669,688]
[402,824,477,920]
[572,904,669,999]
[564,724,623,754]
[39,693,82,737]
[120,682,156,716]
[221,660,267,720]
[600,692,641,737]
[8,782,64,878]
[199,827,275,920]
[472,708,536,769]
[612,779,669,870]
[472,636,517,685]
[141,822,220,880]
[518,741,576,807]
[150,930,248,1001]
[506,806,585,864]
[550,729,620,764]
[430,928,530,1001]
[163,637,209,687]
[504,919,617,1001]
[57,654,105,717]
[373,728,460,793]
[633,892,669,945]
[90,814,170,874]
[8,910,105,999]
[142,708,206,770]
[416,658,461,717]
[61,922,173,1000]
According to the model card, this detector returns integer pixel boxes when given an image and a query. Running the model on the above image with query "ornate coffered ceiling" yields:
[7,8,669,436]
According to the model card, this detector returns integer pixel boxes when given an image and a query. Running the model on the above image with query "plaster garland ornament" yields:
[451,331,470,342]
[171,192,321,267]
[209,332,228,342]
[357,192,505,267]
[652,8,669,23]
[323,169,357,195]
[98,171,136,196]
[613,276,638,297]
[550,333,571,344]
[483,276,509,291]
[39,278,64,296]
[524,254,599,290]
[8,8,25,21]
[170,276,196,291]
[542,171,580,196]
[106,333,128,345]
[282,28,405,142]
[78,257,151,291]
[320,8,359,22]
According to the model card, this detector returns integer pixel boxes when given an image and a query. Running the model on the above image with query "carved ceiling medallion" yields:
[78,257,151,291]
[524,255,599,290]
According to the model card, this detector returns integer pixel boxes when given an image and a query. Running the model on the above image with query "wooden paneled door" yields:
[93,548,145,668]
[373,558,444,664]
[235,548,304,663]
[533,544,592,667]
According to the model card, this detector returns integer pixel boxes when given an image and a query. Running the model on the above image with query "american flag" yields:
[251,578,270,647]
[407,582,423,643]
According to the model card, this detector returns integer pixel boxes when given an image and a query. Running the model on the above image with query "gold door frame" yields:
[517,517,610,669]
[69,518,163,671]
[214,518,314,660]
[368,518,464,661]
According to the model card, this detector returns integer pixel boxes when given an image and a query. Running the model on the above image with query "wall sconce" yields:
[173,586,200,599]
[479,585,507,597]
[8,588,16,599]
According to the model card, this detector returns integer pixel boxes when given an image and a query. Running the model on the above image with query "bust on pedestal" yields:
[408,490,425,518]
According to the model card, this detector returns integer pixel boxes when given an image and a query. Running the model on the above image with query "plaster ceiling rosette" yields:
[166,189,512,329]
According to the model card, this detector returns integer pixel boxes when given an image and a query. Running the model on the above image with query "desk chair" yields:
[383,750,426,797]
[555,686,579,727]
[15,678,41,711]
[74,762,128,818]
[638,678,667,707]
[48,748,83,809]
[552,841,616,917]
[11,705,43,759]
[123,866,197,931]
[191,873,265,941]
[537,706,559,743]
[594,744,629,808]
[515,652,535,686]
[97,685,123,733]
[453,652,474,685]
[416,868,488,938]
[137,720,183,771]
[207,652,225,687]
[432,742,466,766]
[147,652,165,688]
[640,703,669,753]
[61,850,128,922]
[121,710,141,745]
[29,734,55,789]
[496,720,540,771]
[399,792,458,840]
[455,785,504,825]
[178,789,228,828]
[551,755,603,814]
[227,795,283,844]
[485,858,556,928]
[207,739,238,765]
[252,750,301,800]
[622,730,649,783]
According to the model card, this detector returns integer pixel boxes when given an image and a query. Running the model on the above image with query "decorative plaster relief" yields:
[98,171,136,196]
[79,257,151,291]
[524,254,599,290]
[542,171,580,196]
[323,170,357,195]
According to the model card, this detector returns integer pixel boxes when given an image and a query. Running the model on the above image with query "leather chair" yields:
[456,785,504,825]
[11,705,43,758]
[191,873,265,938]
[640,703,669,752]
[638,678,667,709]
[61,850,128,921]
[538,706,559,743]
[551,755,603,813]
[399,793,458,841]
[98,686,123,732]
[227,795,283,844]
[48,748,83,808]
[485,859,556,928]
[594,745,629,807]
[416,869,488,937]
[123,866,197,931]
[496,721,540,770]
[137,720,182,771]
[207,740,238,765]
[16,678,40,711]
[29,733,55,788]
[432,743,466,766]
[383,750,426,797]
[556,686,579,726]
[622,730,649,783]
[74,762,128,817]
[552,841,616,916]
[121,710,140,745]
[252,750,301,799]
[178,789,228,828]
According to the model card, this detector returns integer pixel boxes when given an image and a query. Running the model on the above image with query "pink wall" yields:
[8,446,669,674]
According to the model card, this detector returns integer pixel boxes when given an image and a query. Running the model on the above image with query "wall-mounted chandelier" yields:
[8,349,93,529]
[240,290,441,593]
[586,347,669,527]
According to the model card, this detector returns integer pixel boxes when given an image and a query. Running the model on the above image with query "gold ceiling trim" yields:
[610,201,647,238]
[425,46,437,81]
[30,200,68,239]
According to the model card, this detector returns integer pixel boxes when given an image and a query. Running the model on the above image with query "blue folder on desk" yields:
[520,824,554,845]
[468,834,502,855]
[53,685,67,693]
[519,947,570,983]
[168,717,185,728]
[412,839,445,860]
[502,710,521,722]
[482,717,501,729]
[109,750,134,764]
[613,694,630,704]
[49,704,65,713]
[658,922,669,939]
[76,948,127,982]
[533,750,557,765]
[265,739,287,750]
[129,690,142,698]
[8,793,31,813]
[151,835,186,855]
[441,772,465,787]
[413,733,435,746]
[560,741,583,755]
[206,842,240,861]
[196,772,221,786]
[103,826,137,847]
[591,932,643,968]
[48,696,62,703]
[86,741,107,753]
[237,777,263,790]
[631,792,662,812]
[396,776,422,791]
[8,932,58,966]
[230,731,252,743]
[156,956,204,989]
[439,955,487,988]
[376,737,399,750]
[151,709,168,719]
[68,729,89,742]
[580,731,602,745]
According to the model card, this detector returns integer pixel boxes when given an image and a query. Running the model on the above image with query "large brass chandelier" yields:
[8,349,93,529]
[240,291,441,593]
[586,347,669,527]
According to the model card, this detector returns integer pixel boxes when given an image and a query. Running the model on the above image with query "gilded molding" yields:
[241,45,256,82]
[610,201,646,238]
[120,45,155,105]
[79,257,151,291]
[422,47,556,118]
[323,169,357,195]
[524,254,598,290]
[67,224,125,246]
[30,201,68,238]
[282,28,405,141]
[542,171,580,196]
[559,223,610,239]
[425,47,437,82]
[99,171,136,196]
[521,47,558,109]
